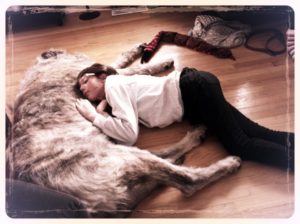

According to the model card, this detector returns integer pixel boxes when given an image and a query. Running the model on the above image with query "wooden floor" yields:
[6,8,294,218]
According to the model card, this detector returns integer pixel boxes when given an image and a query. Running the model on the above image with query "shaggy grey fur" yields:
[6,45,241,217]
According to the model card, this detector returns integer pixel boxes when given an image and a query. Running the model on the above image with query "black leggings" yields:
[179,67,294,171]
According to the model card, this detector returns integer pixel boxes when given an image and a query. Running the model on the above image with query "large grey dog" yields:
[6,45,241,217]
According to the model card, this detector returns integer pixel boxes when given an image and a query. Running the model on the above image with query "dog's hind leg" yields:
[140,154,241,197]
[125,150,240,213]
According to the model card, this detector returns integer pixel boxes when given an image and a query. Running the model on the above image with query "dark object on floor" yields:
[6,179,89,218]
[79,6,101,20]
[245,29,286,56]
[79,11,101,20]
[141,31,235,63]
[6,6,65,33]
[188,14,251,48]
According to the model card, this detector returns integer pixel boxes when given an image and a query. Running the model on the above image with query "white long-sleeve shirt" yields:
[92,71,184,145]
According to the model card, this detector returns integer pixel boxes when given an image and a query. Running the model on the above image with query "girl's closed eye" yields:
[80,76,88,85]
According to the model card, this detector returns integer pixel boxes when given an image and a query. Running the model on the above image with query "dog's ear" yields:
[41,50,64,59]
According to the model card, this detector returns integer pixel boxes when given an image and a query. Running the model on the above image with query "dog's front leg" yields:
[151,125,206,163]
[140,58,174,75]
[117,58,174,76]
[110,43,146,69]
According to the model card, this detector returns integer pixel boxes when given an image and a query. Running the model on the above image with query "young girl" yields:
[75,63,294,171]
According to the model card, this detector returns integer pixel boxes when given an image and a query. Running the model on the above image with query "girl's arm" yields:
[92,84,139,146]
[75,86,139,146]
[96,99,109,116]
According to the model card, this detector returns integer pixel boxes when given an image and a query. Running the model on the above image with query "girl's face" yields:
[79,74,106,102]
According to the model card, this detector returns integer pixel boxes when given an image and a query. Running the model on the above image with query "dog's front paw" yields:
[139,42,147,50]
[162,58,174,70]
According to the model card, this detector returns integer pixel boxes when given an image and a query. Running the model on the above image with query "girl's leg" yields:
[240,138,294,170]
[179,68,294,170]
[228,103,294,149]
[227,103,294,170]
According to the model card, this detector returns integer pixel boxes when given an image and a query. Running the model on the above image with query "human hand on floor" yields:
[75,99,98,122]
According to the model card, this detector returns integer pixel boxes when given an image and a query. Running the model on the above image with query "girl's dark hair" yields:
[74,63,118,94]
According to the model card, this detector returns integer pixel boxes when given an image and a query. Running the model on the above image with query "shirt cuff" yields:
[92,114,107,129]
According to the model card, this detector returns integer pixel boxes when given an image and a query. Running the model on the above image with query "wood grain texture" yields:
[6,9,294,218]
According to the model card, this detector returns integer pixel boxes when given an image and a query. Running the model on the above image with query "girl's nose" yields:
[80,85,84,92]
[80,86,86,95]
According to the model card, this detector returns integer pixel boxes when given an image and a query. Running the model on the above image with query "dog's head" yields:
[8,49,110,182]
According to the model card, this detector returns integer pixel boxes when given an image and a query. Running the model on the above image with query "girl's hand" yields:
[75,99,97,122]
[96,100,109,117]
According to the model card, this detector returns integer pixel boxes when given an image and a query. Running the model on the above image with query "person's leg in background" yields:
[287,29,294,60]
[286,8,294,60]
